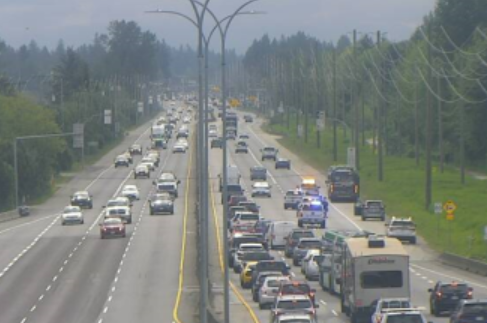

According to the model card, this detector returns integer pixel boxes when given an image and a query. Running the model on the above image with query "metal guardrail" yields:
[439,252,487,276]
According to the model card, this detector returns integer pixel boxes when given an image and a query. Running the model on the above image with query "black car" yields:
[70,191,93,209]
[275,158,291,170]
[211,137,223,149]
[450,299,487,323]
[250,260,290,286]
[428,281,473,316]
[228,234,268,267]
[244,115,253,123]
[114,156,130,167]
[149,196,174,215]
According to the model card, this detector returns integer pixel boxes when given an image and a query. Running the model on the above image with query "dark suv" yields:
[428,281,473,316]
[284,229,315,258]
[450,299,487,323]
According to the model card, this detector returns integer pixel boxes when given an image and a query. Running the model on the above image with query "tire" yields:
[252,292,258,302]
[293,259,299,266]
[410,237,417,245]
[298,221,303,228]
[362,216,366,221]
[258,303,265,310]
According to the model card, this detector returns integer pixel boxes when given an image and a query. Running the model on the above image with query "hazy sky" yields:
[0,0,436,53]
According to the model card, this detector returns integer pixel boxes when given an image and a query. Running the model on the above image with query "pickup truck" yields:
[284,190,303,210]
[260,147,278,161]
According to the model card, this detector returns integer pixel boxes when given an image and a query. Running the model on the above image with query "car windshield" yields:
[281,284,311,294]
[391,221,415,228]
[440,284,468,294]
[64,207,79,213]
[109,209,126,215]
[298,241,321,248]
[241,252,271,261]
[257,262,287,272]
[263,148,275,152]
[463,303,487,314]
[239,214,259,221]
[107,201,126,207]
[280,320,311,323]
[302,204,323,211]
[385,314,424,323]
[292,231,314,239]
[74,193,89,199]
[277,300,312,310]
[330,171,354,183]
[380,300,411,310]
[104,218,122,225]
[158,184,175,190]
[268,279,286,288]
[286,191,302,197]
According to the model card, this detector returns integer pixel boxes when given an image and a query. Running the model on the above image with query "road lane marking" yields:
[171,135,194,323]
[209,173,261,323]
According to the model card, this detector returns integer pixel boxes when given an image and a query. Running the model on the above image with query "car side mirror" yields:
[311,289,316,293]
[385,223,389,227]
[130,203,133,207]
[98,223,102,226]
[315,304,320,308]
[428,288,433,292]
[152,180,157,185]
[178,180,181,184]
[102,206,106,208]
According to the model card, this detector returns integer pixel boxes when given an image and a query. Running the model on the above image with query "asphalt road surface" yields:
[207,111,487,323]
[0,105,198,323]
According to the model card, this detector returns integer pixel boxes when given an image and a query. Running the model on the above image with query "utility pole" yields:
[414,66,420,167]
[437,73,444,173]
[377,31,384,182]
[332,48,338,161]
[425,24,433,209]
[353,29,360,170]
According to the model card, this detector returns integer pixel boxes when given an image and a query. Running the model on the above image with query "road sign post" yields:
[347,147,356,170]
[443,200,457,250]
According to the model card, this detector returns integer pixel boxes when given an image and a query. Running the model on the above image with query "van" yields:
[219,165,241,191]
[267,221,297,249]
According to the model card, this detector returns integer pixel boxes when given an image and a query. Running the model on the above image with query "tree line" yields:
[242,0,487,208]
[0,20,175,211]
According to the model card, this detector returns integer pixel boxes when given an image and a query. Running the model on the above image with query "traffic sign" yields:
[104,110,112,125]
[443,200,457,214]
[434,202,443,214]
[446,213,454,221]
[297,125,304,138]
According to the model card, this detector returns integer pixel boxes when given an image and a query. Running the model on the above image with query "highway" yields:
[0,104,485,323]
[207,112,487,323]
[0,106,198,323]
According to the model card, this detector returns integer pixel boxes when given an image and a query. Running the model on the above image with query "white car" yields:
[62,205,84,225]
[183,116,191,124]
[140,157,156,170]
[173,143,187,153]
[134,164,150,179]
[258,276,291,309]
[370,298,412,323]
[176,139,189,149]
[301,251,323,281]
[251,181,272,198]
[208,129,218,138]
[121,185,140,201]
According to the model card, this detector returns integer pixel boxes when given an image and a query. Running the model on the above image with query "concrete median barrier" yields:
[0,210,20,223]
[439,252,487,276]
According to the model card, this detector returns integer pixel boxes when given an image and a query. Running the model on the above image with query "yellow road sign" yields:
[443,200,457,214]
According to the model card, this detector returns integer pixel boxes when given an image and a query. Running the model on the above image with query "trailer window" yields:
[361,271,403,289]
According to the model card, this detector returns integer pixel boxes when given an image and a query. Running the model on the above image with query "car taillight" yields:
[436,292,442,298]
[309,292,315,298]
[354,185,359,194]
[467,290,473,298]
[330,185,334,193]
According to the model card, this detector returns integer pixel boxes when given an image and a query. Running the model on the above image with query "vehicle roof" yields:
[253,182,270,187]
[64,206,81,211]
[251,166,266,170]
[346,237,408,257]
[239,243,263,248]
[74,191,89,195]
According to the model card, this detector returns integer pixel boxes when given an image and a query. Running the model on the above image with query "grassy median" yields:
[263,116,487,261]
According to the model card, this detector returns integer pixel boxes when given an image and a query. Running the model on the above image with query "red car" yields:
[100,217,126,239]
